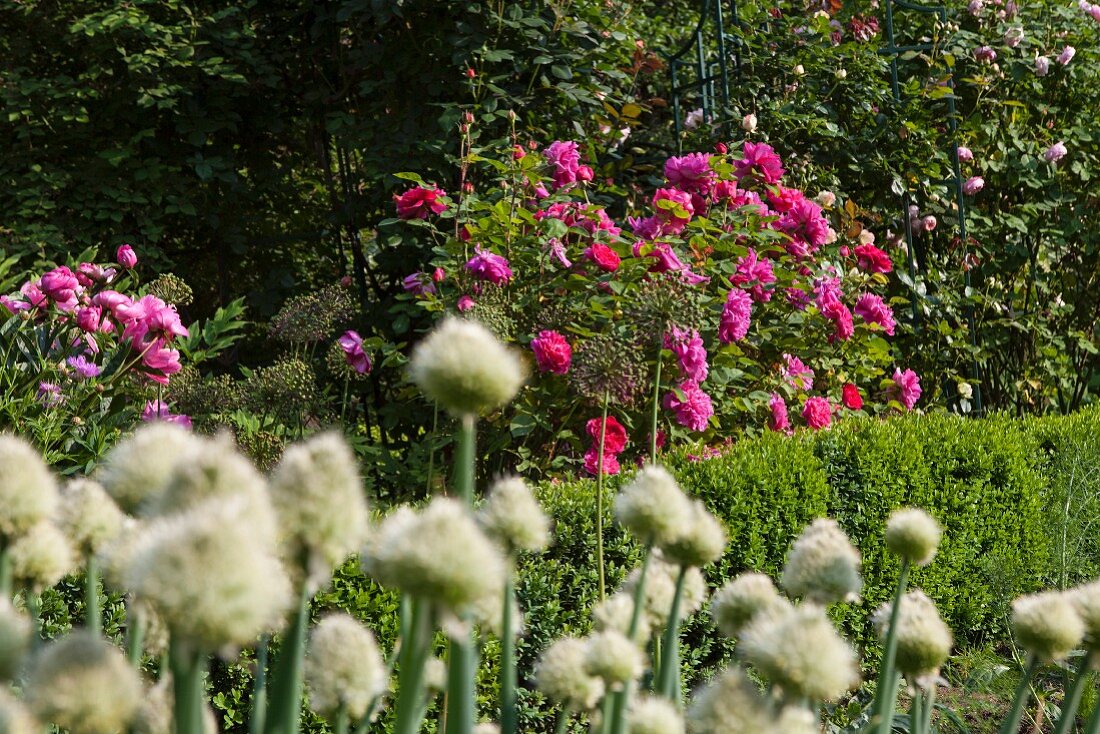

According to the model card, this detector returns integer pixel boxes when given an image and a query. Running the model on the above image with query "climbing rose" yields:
[719,289,752,344]
[769,393,791,433]
[584,447,621,477]
[666,327,709,383]
[465,248,513,284]
[963,176,985,195]
[584,244,621,273]
[663,381,714,432]
[116,245,138,269]
[586,415,628,455]
[394,186,447,219]
[544,140,582,189]
[957,146,974,161]
[842,384,863,410]
[1035,56,1051,76]
[974,46,997,63]
[531,330,572,375]
[734,141,785,184]
[854,293,896,335]
[664,153,713,193]
[338,330,372,374]
[652,188,694,234]
[802,396,833,430]
[783,354,814,391]
[1044,142,1068,163]
[778,198,830,249]
[1058,46,1076,65]
[822,300,854,342]
[892,368,922,410]
[854,244,893,274]
[730,248,776,302]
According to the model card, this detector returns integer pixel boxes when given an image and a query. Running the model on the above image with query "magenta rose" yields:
[584,243,621,273]
[531,330,572,375]
[663,380,714,432]
[394,186,447,220]
[802,396,833,430]
[465,248,513,284]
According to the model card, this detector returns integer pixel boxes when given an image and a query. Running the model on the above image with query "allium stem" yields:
[553,706,574,734]
[1085,684,1100,734]
[909,690,923,734]
[1053,651,1092,734]
[608,546,653,734]
[655,566,688,705]
[650,347,662,464]
[501,576,518,734]
[126,603,146,667]
[0,544,10,598]
[596,392,610,601]
[997,655,1038,734]
[425,402,439,496]
[249,636,269,734]
[873,559,910,734]
[340,371,351,424]
[27,592,40,653]
[335,703,349,734]
[263,585,311,734]
[393,597,432,734]
[456,414,476,505]
[921,686,937,734]
[85,555,101,636]
[444,629,477,734]
[170,638,207,734]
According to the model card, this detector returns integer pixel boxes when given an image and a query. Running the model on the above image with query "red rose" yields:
[853,244,893,274]
[842,383,863,410]
[394,186,447,220]
[586,415,628,454]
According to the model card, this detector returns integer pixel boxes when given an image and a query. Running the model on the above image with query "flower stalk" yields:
[249,637,269,734]
[997,655,1038,734]
[1052,651,1093,734]
[263,585,311,734]
[85,555,101,636]
[500,576,518,734]
[170,637,207,734]
[596,391,609,600]
[655,565,688,705]
[872,559,910,734]
[392,598,432,734]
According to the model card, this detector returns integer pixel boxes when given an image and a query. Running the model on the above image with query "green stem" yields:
[873,560,911,734]
[553,706,574,734]
[456,414,476,505]
[910,690,923,734]
[0,545,10,599]
[650,346,662,464]
[27,592,40,653]
[250,636,269,734]
[609,547,653,734]
[921,686,937,734]
[170,638,206,734]
[1053,652,1093,734]
[126,603,146,667]
[393,598,432,734]
[335,703,349,734]
[596,392,609,601]
[997,655,1039,734]
[444,629,477,734]
[501,576,518,734]
[1085,680,1100,734]
[262,585,311,734]
[340,371,350,424]
[425,403,439,496]
[85,555,101,636]
[655,566,688,706]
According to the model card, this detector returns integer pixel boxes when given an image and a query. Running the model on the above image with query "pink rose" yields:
[663,380,714,432]
[854,293,896,335]
[1035,56,1051,76]
[782,354,814,391]
[465,248,513,284]
[730,248,776,302]
[664,153,714,193]
[974,46,997,63]
[403,272,436,296]
[456,295,475,312]
[1057,46,1076,65]
[584,243,621,273]
[802,396,833,430]
[854,244,894,274]
[734,141,785,184]
[116,244,138,269]
[769,393,791,433]
[531,330,572,375]
[337,330,372,374]
[1044,142,1068,163]
[666,327,709,383]
[963,176,985,195]
[652,188,694,234]
[394,186,447,220]
[891,368,922,410]
[544,140,582,189]
[719,288,752,344]
[822,300,854,342]
[957,146,974,162]
[583,447,621,477]
[586,415,628,454]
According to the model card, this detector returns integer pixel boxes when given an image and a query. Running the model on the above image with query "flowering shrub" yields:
[388,134,919,475]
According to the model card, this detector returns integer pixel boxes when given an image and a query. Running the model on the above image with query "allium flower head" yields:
[0,435,59,539]
[305,613,387,721]
[0,689,38,734]
[782,518,862,603]
[25,631,143,734]
[1012,591,1084,661]
[1071,580,1100,650]
[409,317,525,418]
[711,572,787,637]
[623,555,707,628]
[873,590,953,682]
[885,507,941,566]
[686,667,777,733]
[269,432,368,591]
[97,423,203,514]
[124,494,293,653]
[584,629,644,687]
[535,637,606,709]
[593,592,652,642]
[661,499,727,568]
[10,521,76,593]
[615,465,693,546]
[739,604,860,701]
[570,333,649,407]
[362,498,505,616]
[474,725,499,734]
[131,676,219,734]
[58,479,125,557]
[628,695,685,734]
[479,477,551,556]
[0,599,30,680]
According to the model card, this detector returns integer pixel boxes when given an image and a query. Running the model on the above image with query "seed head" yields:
[10,521,76,593]
[873,590,953,682]
[685,666,776,733]
[584,629,644,688]
[535,637,605,709]
[628,695,685,734]
[1012,591,1084,662]
[661,499,727,568]
[479,477,551,556]
[781,518,862,604]
[593,592,651,643]
[1071,580,1100,652]
[0,435,58,539]
[623,555,706,628]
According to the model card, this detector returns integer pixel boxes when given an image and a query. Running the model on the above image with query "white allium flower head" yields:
[614,465,693,547]
[885,508,942,567]
[0,689,39,734]
[1012,591,1084,661]
[306,613,387,721]
[584,629,644,688]
[473,724,500,734]
[685,666,775,733]
[623,555,706,628]
[269,432,369,592]
[10,521,76,593]
[873,590,953,681]
[662,499,727,568]
[739,603,860,701]
[628,695,685,734]
[362,498,505,615]
[0,434,58,539]
[1071,580,1100,651]
[408,317,525,417]
[58,478,125,557]
[424,658,448,692]
[781,518,862,604]
[710,572,787,638]
[97,423,201,513]
[593,592,651,643]
[131,676,219,734]
[479,476,551,555]
[775,707,821,734]
[124,494,293,654]
[535,637,605,709]
[465,584,522,639]
[0,598,30,680]
[25,631,143,734]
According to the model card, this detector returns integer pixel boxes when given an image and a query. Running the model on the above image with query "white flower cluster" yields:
[781,518,862,604]
[873,590,954,682]
[479,477,551,556]
[1012,590,1084,661]
[305,613,387,721]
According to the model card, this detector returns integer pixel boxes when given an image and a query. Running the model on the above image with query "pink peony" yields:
[76,262,114,287]
[117,295,188,346]
[116,244,138,269]
[664,153,713,193]
[75,306,104,333]
[141,400,192,428]
[892,368,922,410]
[963,176,985,195]
[802,396,833,430]
[663,381,714,432]
[584,243,621,273]
[782,354,814,391]
[822,300,854,342]
[730,248,776,302]
[39,266,81,311]
[854,244,893,274]
[1044,142,1068,163]
[769,393,791,433]
[394,186,447,220]
[652,188,695,234]
[531,330,572,375]
[338,330,372,374]
[140,339,182,385]
[665,327,709,383]
[854,293,896,335]
[734,141,785,184]
[544,140,582,189]
[719,288,752,344]
[842,383,863,410]
[465,248,513,284]
[586,415,628,454]
[584,447,621,477]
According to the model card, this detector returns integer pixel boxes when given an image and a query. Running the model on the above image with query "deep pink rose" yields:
[854,293,896,335]
[664,153,713,193]
[584,243,621,273]
[769,393,791,433]
[544,140,582,189]
[892,368,922,410]
[586,415,628,454]
[730,248,776,303]
[394,186,447,219]
[854,244,893,274]
[39,266,81,311]
[734,141,785,184]
[531,330,572,375]
[666,327,709,383]
[338,330,372,374]
[822,300,854,342]
[782,354,814,391]
[583,447,621,476]
[456,295,475,312]
[719,288,752,344]
[116,244,138,269]
[802,396,833,430]
[663,380,714,432]
[652,188,695,234]
[465,248,513,284]
[778,197,830,249]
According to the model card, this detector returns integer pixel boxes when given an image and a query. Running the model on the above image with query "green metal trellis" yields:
[668,0,742,146]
